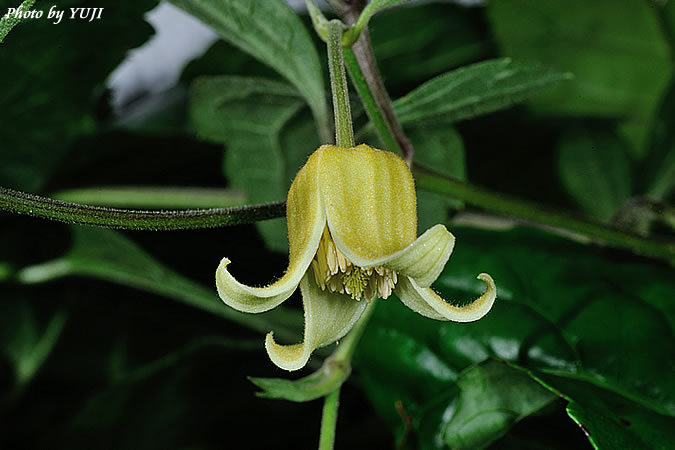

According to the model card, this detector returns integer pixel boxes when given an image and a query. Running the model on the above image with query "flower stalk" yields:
[327,20,354,148]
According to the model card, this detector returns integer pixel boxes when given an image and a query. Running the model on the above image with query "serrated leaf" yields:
[392,58,571,126]
[557,127,633,221]
[170,0,329,139]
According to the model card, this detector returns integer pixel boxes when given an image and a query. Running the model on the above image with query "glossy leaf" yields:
[393,58,571,126]
[355,226,675,448]
[444,360,557,449]
[170,0,329,139]
[535,374,675,450]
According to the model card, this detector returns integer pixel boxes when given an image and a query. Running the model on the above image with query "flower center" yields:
[310,227,397,301]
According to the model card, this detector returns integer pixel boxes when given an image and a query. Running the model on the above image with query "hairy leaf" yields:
[393,58,571,126]
[170,0,329,139]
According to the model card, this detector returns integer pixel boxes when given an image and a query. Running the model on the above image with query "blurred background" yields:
[1,0,673,449]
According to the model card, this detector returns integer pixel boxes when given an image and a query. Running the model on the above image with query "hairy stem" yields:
[335,2,413,162]
[0,186,285,230]
[344,47,403,156]
[327,20,355,148]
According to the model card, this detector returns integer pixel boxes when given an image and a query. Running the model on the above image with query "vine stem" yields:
[343,47,403,157]
[327,0,675,262]
[0,186,285,230]
[413,165,675,261]
[327,20,355,148]
[333,0,414,163]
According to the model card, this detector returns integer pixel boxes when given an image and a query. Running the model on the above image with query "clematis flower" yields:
[216,144,496,371]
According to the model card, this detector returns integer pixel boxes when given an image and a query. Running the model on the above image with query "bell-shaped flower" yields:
[216,144,496,371]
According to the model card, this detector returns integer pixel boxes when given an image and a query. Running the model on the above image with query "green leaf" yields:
[355,226,675,448]
[444,360,557,449]
[393,58,571,126]
[487,0,672,155]
[0,0,158,191]
[190,76,319,251]
[348,0,411,44]
[557,127,633,221]
[642,76,675,200]
[368,3,492,90]
[535,374,675,450]
[170,0,330,141]
[0,297,67,387]
[16,226,302,341]
[249,357,350,402]
[0,0,35,43]
[409,125,466,231]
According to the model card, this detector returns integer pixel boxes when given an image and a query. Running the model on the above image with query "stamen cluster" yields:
[311,227,397,301]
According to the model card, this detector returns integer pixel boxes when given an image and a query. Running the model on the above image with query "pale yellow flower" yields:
[216,144,496,371]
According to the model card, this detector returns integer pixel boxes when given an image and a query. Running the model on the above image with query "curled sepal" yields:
[216,258,304,314]
[266,273,367,371]
[318,144,417,267]
[380,224,455,288]
[396,273,496,322]
[216,149,326,314]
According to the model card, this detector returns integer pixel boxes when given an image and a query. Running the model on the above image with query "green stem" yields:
[318,299,377,450]
[0,186,285,230]
[319,387,341,450]
[344,48,403,156]
[413,165,675,261]
[334,1,413,162]
[327,20,355,148]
